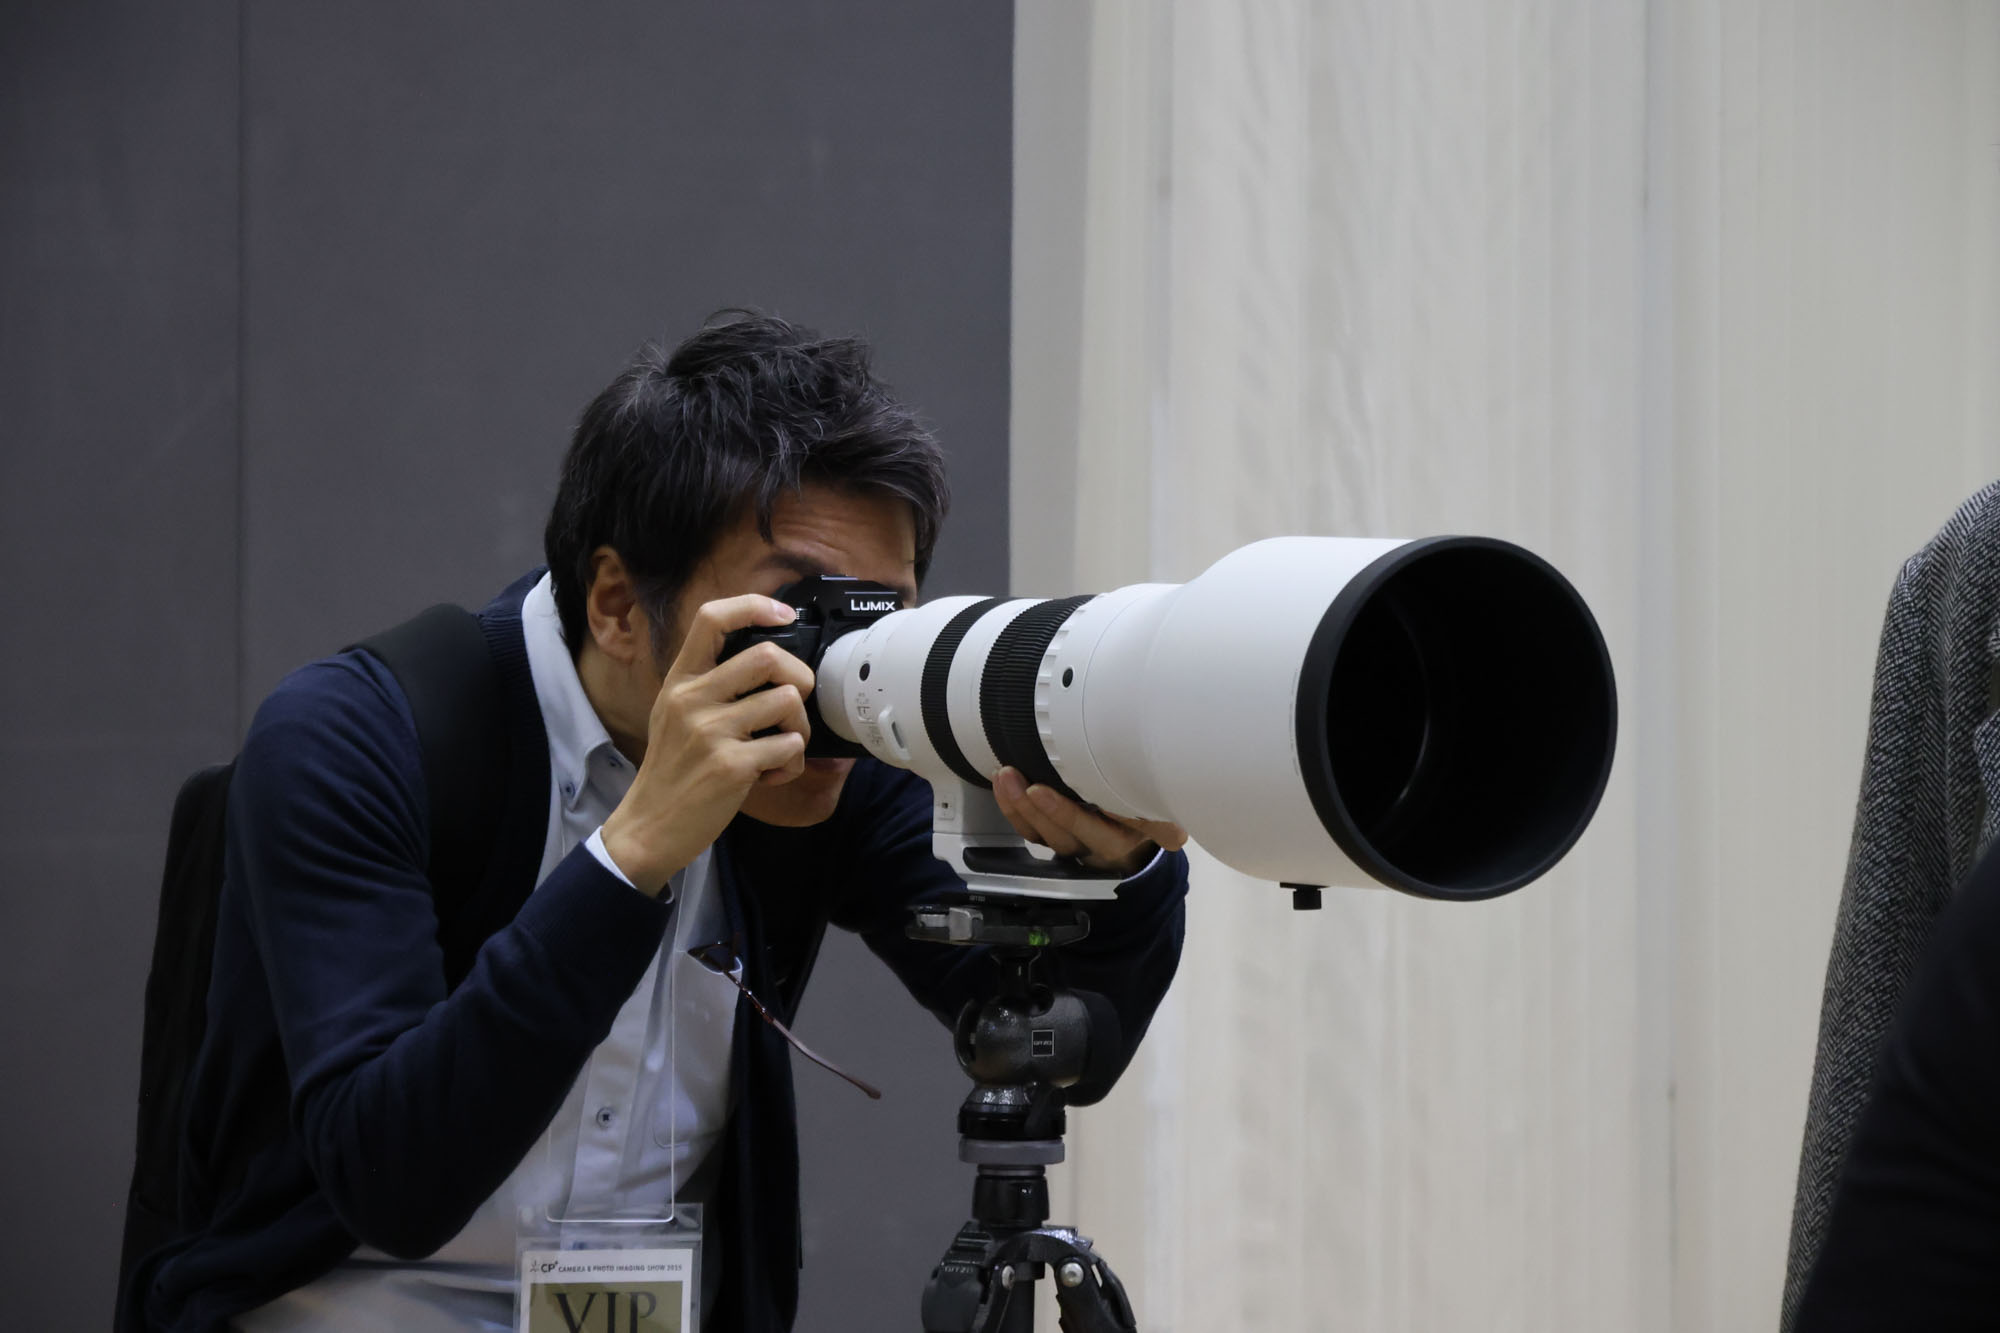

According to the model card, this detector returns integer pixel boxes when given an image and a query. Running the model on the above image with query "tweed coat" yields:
[1783,480,2000,1328]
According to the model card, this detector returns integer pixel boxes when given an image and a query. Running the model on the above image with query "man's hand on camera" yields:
[992,766,1188,878]
[599,595,816,896]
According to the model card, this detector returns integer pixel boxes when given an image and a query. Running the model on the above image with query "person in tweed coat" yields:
[1784,480,2000,1327]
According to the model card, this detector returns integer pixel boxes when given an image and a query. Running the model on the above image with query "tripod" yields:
[911,901,1139,1333]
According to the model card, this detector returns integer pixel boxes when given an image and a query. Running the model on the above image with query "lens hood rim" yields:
[1294,535,1618,901]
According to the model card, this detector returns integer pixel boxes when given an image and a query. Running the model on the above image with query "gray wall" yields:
[0,3,1012,1326]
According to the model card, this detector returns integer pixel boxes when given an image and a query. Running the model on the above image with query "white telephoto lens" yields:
[817,535,1616,902]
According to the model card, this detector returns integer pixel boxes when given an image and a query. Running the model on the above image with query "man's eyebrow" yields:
[762,550,835,580]
[761,550,918,606]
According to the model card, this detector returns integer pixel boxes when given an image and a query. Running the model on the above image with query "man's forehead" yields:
[755,544,918,604]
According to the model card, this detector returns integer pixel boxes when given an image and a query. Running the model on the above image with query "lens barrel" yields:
[814,536,1616,900]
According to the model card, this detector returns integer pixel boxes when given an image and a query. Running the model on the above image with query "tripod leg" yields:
[1050,1254,1136,1333]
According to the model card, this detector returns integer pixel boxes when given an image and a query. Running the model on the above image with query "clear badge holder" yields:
[517,917,705,1333]
[515,1204,700,1333]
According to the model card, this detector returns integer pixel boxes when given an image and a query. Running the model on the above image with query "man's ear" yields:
[584,546,648,665]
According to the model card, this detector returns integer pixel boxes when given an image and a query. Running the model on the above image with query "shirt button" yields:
[595,1106,616,1130]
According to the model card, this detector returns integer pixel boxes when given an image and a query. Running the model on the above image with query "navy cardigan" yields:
[132,574,1189,1332]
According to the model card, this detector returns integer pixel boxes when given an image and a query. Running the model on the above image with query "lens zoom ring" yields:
[980,596,1093,800]
[920,599,1004,789]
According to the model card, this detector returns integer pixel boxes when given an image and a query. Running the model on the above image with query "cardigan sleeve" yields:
[230,653,671,1258]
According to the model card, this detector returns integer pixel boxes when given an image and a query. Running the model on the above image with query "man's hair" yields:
[543,311,950,657]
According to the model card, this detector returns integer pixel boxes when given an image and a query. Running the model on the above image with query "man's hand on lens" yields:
[600,595,816,895]
[992,766,1189,878]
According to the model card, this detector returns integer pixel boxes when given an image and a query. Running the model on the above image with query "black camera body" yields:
[718,574,904,758]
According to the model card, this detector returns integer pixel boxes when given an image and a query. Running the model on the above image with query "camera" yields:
[719,574,905,759]
[728,536,1617,904]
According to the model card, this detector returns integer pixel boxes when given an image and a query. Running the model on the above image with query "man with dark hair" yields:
[127,313,1189,1333]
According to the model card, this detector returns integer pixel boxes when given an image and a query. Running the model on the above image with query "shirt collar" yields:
[520,573,630,812]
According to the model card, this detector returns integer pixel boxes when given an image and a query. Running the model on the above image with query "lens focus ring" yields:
[980,596,1093,800]
[920,598,1004,789]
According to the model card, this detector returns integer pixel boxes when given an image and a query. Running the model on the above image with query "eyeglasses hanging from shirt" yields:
[687,939,883,1100]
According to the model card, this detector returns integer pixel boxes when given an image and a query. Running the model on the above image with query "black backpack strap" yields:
[353,605,510,976]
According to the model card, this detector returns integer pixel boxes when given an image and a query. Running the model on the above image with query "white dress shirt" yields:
[238,574,739,1332]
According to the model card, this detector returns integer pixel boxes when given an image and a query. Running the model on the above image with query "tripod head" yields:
[910,900,1122,1143]
[911,899,1139,1333]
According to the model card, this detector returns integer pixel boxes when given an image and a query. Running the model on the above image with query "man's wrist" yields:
[597,813,676,897]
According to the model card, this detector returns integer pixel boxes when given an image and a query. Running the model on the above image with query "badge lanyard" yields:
[516,866,703,1333]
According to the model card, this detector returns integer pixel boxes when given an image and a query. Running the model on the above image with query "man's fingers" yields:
[705,639,817,703]
[992,767,1174,871]
[990,767,1046,843]
[720,683,811,741]
[993,767,1084,856]
[742,731,807,784]
[672,595,797,676]
[1025,783,1147,864]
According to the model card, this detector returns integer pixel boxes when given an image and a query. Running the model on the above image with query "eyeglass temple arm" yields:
[715,968,884,1101]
